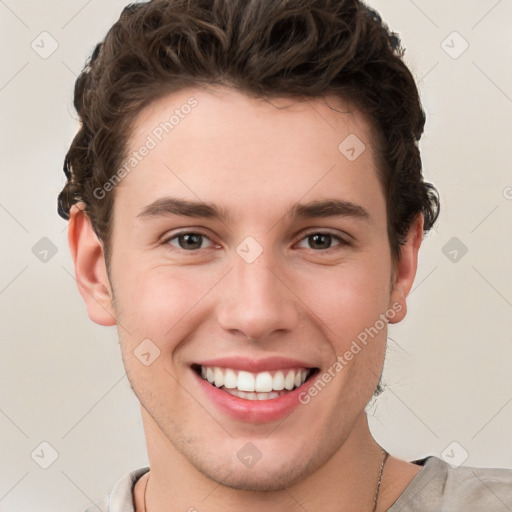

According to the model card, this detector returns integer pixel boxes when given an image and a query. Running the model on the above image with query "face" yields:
[72,86,419,491]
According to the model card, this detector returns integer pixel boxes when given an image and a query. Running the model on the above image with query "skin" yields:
[69,86,424,511]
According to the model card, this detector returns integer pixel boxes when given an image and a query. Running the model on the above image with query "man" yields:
[58,0,512,510]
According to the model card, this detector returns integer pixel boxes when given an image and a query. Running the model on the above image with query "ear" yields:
[68,204,116,326]
[387,214,424,324]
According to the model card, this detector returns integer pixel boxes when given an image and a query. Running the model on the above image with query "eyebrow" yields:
[137,197,230,221]
[136,197,370,222]
[288,199,370,221]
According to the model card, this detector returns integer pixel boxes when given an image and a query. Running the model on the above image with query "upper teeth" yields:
[200,366,310,392]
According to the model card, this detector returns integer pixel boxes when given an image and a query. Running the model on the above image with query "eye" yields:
[296,232,345,251]
[166,232,214,251]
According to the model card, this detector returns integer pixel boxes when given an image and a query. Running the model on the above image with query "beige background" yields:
[1,0,511,510]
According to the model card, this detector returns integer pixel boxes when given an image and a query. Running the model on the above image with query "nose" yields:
[216,249,299,342]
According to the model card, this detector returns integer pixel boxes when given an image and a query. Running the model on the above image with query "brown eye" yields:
[308,233,333,250]
[297,232,344,251]
[168,232,212,250]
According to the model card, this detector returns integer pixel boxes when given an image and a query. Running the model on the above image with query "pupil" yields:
[310,234,331,249]
[179,233,202,250]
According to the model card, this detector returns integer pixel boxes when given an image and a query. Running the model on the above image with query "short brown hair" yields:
[58,0,439,263]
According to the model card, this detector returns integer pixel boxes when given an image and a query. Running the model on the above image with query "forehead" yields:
[118,86,384,222]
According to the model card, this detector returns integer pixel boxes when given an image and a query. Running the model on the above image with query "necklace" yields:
[141,450,388,512]
[373,450,389,512]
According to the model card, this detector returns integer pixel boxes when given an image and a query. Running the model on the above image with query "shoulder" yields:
[388,456,512,512]
[84,466,150,512]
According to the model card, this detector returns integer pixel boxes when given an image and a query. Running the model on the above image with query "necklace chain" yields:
[142,450,388,512]
[373,451,389,512]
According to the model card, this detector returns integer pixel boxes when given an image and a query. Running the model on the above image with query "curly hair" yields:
[58,0,439,264]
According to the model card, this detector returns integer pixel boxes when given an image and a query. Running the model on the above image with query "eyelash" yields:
[162,229,349,253]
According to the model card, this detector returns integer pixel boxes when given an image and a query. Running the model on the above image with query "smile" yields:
[197,365,312,400]
[191,357,320,422]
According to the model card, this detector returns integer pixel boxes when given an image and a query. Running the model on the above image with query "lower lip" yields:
[193,369,317,423]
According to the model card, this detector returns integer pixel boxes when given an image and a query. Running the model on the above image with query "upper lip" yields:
[193,356,317,373]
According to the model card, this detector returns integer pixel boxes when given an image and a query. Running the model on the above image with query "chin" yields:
[180,440,323,493]
[201,459,314,492]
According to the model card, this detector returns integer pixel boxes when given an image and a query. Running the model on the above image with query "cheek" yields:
[110,260,220,346]
[110,265,215,401]
[295,258,392,343]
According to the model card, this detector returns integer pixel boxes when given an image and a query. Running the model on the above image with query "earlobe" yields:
[388,214,424,324]
[68,204,116,326]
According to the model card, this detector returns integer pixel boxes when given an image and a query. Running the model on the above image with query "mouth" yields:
[192,364,319,401]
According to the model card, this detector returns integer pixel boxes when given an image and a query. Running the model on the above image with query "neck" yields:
[135,410,391,512]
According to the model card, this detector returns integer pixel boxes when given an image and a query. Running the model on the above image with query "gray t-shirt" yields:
[86,456,512,511]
